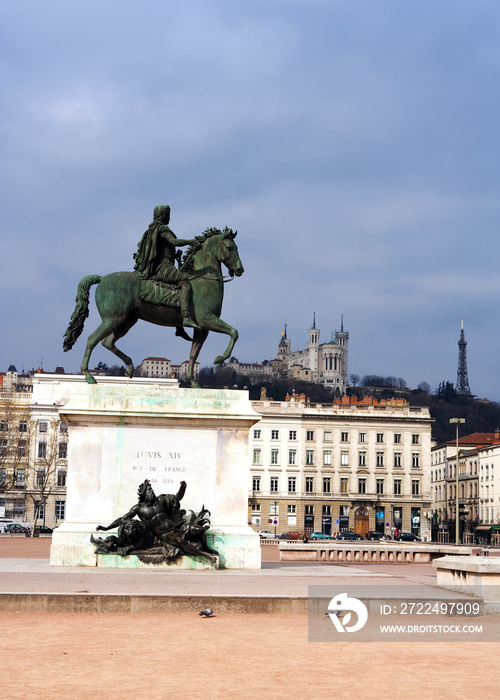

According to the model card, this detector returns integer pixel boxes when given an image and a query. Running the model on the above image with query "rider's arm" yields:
[163,229,196,247]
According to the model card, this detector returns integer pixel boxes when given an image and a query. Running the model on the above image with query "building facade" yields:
[248,395,432,539]
[0,387,68,528]
[431,432,500,542]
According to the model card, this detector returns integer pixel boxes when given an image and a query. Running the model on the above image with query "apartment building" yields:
[249,395,432,539]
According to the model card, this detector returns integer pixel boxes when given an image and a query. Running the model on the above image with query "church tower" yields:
[307,312,319,372]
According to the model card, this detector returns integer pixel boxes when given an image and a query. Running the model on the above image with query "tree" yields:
[349,373,360,387]
[417,381,431,394]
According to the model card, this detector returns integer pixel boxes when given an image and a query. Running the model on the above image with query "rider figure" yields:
[133,205,201,330]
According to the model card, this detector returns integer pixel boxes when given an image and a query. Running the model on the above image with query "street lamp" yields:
[450,418,465,544]
[273,501,278,537]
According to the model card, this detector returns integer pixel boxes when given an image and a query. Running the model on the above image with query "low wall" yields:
[434,556,500,601]
[279,543,473,564]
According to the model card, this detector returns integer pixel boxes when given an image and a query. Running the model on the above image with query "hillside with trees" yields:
[196,368,500,444]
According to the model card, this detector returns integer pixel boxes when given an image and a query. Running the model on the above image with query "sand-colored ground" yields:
[1,537,499,699]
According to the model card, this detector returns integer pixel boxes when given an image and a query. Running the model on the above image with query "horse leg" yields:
[81,318,123,384]
[101,315,139,378]
[187,329,209,387]
[198,315,238,366]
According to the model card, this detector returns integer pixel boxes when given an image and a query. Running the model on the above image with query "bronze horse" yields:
[63,228,244,386]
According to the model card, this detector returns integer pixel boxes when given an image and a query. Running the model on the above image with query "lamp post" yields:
[274,500,278,538]
[450,418,465,544]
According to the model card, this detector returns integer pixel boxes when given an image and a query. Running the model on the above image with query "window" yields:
[269,503,279,516]
[58,470,67,487]
[271,430,279,440]
[17,440,26,457]
[323,431,331,442]
[271,448,279,465]
[289,430,297,440]
[412,434,420,445]
[394,452,402,468]
[253,429,261,439]
[341,451,349,466]
[59,422,68,434]
[38,441,47,459]
[250,504,261,525]
[36,469,45,486]
[305,505,314,515]
[39,422,48,433]
[412,453,420,468]
[376,452,384,467]
[358,478,366,494]
[323,477,331,493]
[358,451,366,467]
[288,477,296,493]
[376,433,384,443]
[19,421,27,433]
[306,449,314,465]
[252,448,262,464]
[323,449,332,466]
[306,477,314,493]
[412,480,420,496]
[288,450,297,465]
[287,504,296,514]
[306,430,314,441]
[0,468,6,484]
[377,478,384,495]
[16,468,26,485]
[340,477,349,493]
[55,500,66,520]
[340,505,348,517]
[394,479,402,496]
[58,442,68,459]
[270,477,279,493]
[0,439,7,456]
[322,505,331,516]
[341,432,349,442]
[358,432,366,443]
[394,434,401,444]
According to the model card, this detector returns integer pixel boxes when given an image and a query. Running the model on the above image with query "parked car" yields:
[5,523,31,534]
[32,525,54,537]
[395,532,421,542]
[0,520,14,533]
[336,530,363,541]
[258,530,276,539]
[365,531,390,541]
[310,532,334,540]
[277,532,301,540]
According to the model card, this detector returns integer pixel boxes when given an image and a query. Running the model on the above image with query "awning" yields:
[474,525,492,531]
[491,525,500,531]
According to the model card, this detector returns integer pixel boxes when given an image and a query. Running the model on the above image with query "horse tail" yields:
[63,275,102,351]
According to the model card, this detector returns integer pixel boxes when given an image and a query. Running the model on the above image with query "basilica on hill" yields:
[223,315,349,395]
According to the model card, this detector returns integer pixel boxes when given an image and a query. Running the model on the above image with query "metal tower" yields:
[456,320,472,396]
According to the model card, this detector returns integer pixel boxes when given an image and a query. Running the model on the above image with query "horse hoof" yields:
[126,367,134,379]
[213,355,224,365]
[85,373,97,385]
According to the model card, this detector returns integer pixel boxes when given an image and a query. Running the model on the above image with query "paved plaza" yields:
[1,538,499,699]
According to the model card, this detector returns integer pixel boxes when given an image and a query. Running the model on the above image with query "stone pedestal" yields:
[33,375,261,569]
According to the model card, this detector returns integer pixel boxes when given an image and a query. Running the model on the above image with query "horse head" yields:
[218,228,244,278]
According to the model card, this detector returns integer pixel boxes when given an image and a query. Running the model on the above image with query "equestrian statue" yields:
[63,205,244,386]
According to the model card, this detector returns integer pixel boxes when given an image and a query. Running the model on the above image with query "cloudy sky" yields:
[2,1,500,398]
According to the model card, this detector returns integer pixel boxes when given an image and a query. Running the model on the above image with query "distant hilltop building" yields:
[220,315,349,395]
[137,357,200,382]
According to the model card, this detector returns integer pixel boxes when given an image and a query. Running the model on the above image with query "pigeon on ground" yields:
[199,608,214,617]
